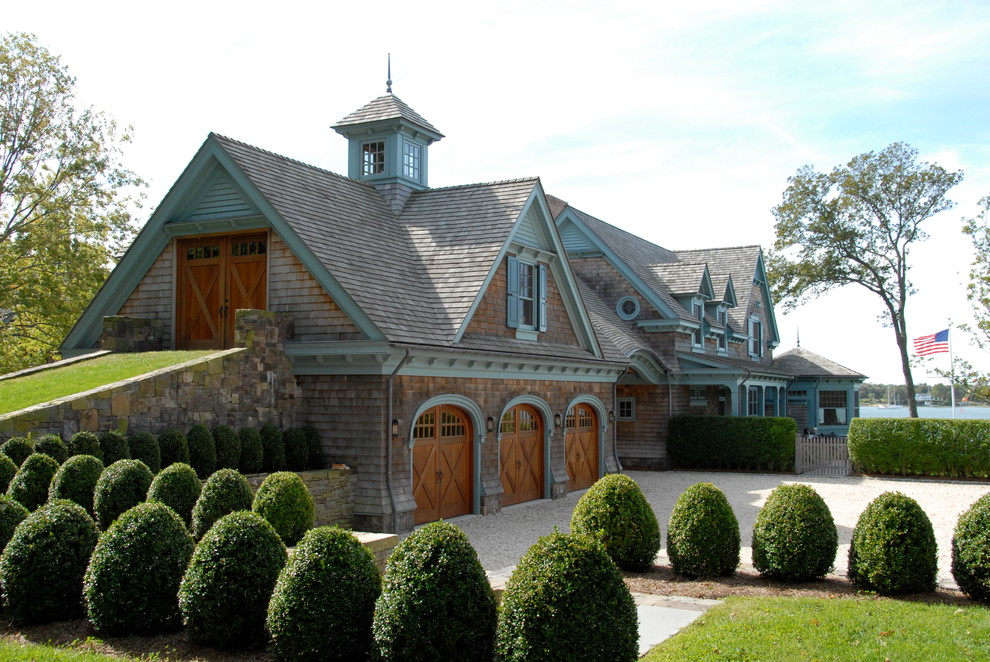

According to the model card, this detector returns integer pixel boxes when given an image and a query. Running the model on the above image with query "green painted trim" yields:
[754,251,781,344]
[637,318,694,333]
[163,215,270,236]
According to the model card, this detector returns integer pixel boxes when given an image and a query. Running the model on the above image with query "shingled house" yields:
[61,89,858,532]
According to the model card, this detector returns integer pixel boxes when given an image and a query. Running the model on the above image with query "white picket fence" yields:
[795,434,851,476]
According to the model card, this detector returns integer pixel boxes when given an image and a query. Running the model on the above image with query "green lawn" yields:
[0,351,213,416]
[644,596,990,661]
[0,640,135,661]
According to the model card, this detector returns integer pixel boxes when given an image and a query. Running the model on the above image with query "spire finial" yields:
[386,53,392,94]
[796,326,801,348]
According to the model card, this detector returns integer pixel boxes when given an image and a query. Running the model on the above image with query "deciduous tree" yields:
[0,33,143,374]
[767,142,963,417]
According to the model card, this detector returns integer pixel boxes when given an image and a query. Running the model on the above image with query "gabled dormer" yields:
[332,91,444,213]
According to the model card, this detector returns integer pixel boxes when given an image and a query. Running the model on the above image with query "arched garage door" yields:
[565,404,599,491]
[499,405,544,506]
[412,405,472,525]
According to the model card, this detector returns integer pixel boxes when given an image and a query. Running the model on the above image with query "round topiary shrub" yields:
[186,424,216,479]
[212,425,241,470]
[373,521,496,661]
[495,531,638,662]
[157,429,189,468]
[7,452,60,511]
[34,433,68,464]
[0,454,18,493]
[283,428,308,471]
[84,501,195,635]
[260,424,286,473]
[191,468,254,540]
[0,496,29,551]
[127,431,161,474]
[570,473,660,571]
[93,459,154,530]
[0,499,99,623]
[848,491,937,595]
[147,463,202,527]
[666,482,740,578]
[752,483,838,582]
[268,526,381,661]
[68,431,102,461]
[953,493,990,602]
[252,471,314,546]
[238,427,263,474]
[1,437,33,467]
[99,430,130,465]
[49,454,105,515]
[178,510,287,649]
[303,426,323,470]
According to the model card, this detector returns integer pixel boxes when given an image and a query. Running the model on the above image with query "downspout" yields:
[386,349,412,535]
[612,368,627,472]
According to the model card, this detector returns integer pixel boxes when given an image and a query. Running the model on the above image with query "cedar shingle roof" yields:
[332,94,444,138]
[651,263,707,297]
[674,246,763,332]
[772,347,866,379]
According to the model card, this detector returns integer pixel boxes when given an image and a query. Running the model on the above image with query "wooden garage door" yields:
[412,406,472,525]
[499,405,544,506]
[177,233,268,350]
[565,404,599,491]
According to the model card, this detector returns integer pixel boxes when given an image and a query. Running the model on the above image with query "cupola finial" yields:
[386,53,392,94]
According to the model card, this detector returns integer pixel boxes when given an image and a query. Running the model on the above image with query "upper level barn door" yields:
[177,233,268,349]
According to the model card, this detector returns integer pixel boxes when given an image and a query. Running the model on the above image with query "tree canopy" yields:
[767,142,963,417]
[0,32,143,374]
[952,195,990,401]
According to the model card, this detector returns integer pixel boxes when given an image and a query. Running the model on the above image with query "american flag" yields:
[913,329,949,356]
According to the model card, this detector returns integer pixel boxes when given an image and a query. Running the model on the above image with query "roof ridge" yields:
[674,244,763,252]
[418,176,540,193]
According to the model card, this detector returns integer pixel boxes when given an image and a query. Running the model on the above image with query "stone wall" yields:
[246,468,356,529]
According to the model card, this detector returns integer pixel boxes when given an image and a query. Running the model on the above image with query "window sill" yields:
[515,329,539,341]
[691,346,706,354]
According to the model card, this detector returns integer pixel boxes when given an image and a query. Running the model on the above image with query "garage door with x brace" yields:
[412,406,472,525]
[566,404,599,491]
[499,405,544,506]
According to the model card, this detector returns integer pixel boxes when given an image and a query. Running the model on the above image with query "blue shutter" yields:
[537,264,548,332]
[507,256,520,328]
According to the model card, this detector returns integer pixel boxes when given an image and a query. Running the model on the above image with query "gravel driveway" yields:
[450,470,990,588]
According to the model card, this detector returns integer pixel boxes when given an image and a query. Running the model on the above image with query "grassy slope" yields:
[644,596,990,661]
[0,351,213,416]
[0,641,134,661]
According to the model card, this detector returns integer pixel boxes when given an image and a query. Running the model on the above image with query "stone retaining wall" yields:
[246,468,356,529]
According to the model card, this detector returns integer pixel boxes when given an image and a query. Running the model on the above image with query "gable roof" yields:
[772,347,866,379]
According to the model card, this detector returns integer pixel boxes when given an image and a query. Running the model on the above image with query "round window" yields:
[616,296,640,320]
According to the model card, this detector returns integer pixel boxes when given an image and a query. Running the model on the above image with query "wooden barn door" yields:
[177,233,267,349]
[565,404,599,491]
[499,405,544,506]
[412,406,472,525]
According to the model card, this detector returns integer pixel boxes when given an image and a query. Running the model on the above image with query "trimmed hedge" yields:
[0,453,19,493]
[93,459,154,530]
[49,454,105,515]
[178,511,287,649]
[666,482,740,578]
[260,424,286,473]
[0,495,29,551]
[570,473,660,570]
[84,501,195,634]
[191,468,254,540]
[68,431,102,461]
[99,430,130,465]
[128,431,161,474]
[7,452,60,510]
[283,428,308,471]
[952,493,990,602]
[374,521,496,661]
[752,483,837,581]
[213,425,241,471]
[668,416,797,471]
[268,526,381,661]
[186,424,216,479]
[303,426,323,470]
[147,463,201,526]
[495,531,638,662]
[34,433,68,464]
[849,418,990,478]
[0,499,99,623]
[238,428,263,474]
[157,430,189,468]
[252,471,314,546]
[1,437,33,467]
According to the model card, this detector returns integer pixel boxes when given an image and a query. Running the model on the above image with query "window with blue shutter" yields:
[506,256,548,333]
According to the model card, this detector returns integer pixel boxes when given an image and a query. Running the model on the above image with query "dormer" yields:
[332,92,444,213]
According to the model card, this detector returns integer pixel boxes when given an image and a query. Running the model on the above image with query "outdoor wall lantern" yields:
[608,410,615,423]
[554,413,563,428]
[391,419,401,437]
[486,416,495,432]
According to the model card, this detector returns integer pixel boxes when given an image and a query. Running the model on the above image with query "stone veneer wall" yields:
[245,468,356,529]
[0,310,297,439]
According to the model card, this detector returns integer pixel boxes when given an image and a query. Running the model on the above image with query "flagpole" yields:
[949,326,956,419]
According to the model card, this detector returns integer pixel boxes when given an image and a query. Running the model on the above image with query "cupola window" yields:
[362,141,385,175]
[403,141,421,180]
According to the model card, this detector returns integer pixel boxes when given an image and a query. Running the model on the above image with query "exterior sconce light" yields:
[608,410,615,423]
[486,416,495,432]
[554,413,563,428]
[391,419,400,437]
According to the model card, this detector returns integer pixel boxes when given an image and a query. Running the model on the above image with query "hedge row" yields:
[668,416,797,471]
[848,418,990,478]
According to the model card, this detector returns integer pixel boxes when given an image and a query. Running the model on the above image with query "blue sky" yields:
[9,0,990,384]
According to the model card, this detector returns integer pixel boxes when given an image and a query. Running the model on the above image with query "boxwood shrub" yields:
[191,468,254,540]
[49,454,105,515]
[252,471,314,546]
[847,491,937,595]
[570,473,660,570]
[157,429,189,468]
[147,463,201,527]
[186,424,216,479]
[98,430,130,465]
[303,426,323,470]
[34,433,68,464]
[127,431,161,474]
[666,482,740,578]
[283,428,308,471]
[84,501,195,634]
[0,453,18,493]
[0,499,99,623]
[93,459,154,530]
[68,431,102,461]
[1,437,33,467]
[952,494,990,602]
[260,424,286,473]
[212,425,241,470]
[238,427,263,474]
[268,526,381,661]
[752,483,837,581]
[374,521,496,661]
[495,531,638,662]
[668,416,797,471]
[7,452,60,510]
[178,511,287,649]
[849,418,990,478]
[0,495,29,551]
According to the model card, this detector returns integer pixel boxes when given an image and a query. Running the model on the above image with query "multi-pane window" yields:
[506,256,547,333]
[231,240,266,257]
[617,398,636,421]
[690,386,707,406]
[403,141,421,179]
[186,243,220,261]
[362,141,385,175]
[716,306,728,351]
[748,385,762,416]
[519,262,536,327]
[413,410,436,439]
[749,317,763,357]
[691,299,704,347]
[440,410,465,437]
[819,390,848,426]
